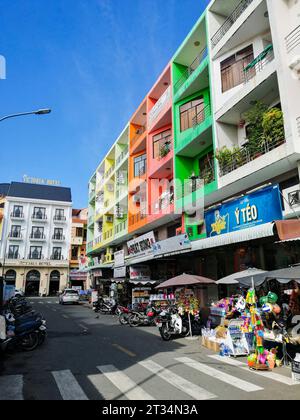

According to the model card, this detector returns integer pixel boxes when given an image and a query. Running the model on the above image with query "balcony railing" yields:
[50,254,64,261]
[6,253,20,260]
[30,233,46,240]
[52,234,65,241]
[174,47,208,93]
[94,235,103,247]
[9,232,22,239]
[88,215,94,225]
[104,165,115,180]
[116,147,129,166]
[129,211,147,226]
[11,212,24,219]
[218,137,286,177]
[87,240,94,249]
[54,215,66,222]
[115,220,127,235]
[152,193,174,214]
[103,229,113,241]
[211,0,254,48]
[32,214,47,221]
[28,253,43,260]
[157,141,172,160]
[192,104,211,127]
[243,45,274,83]
[149,86,171,126]
[286,24,300,54]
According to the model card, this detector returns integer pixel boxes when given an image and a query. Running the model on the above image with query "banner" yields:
[205,184,283,237]
[127,232,156,258]
[114,266,126,279]
[129,265,151,281]
[114,250,125,268]
[152,234,191,256]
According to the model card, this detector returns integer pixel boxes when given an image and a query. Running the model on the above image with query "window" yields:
[52,247,62,260]
[199,152,215,185]
[180,97,204,132]
[153,130,172,159]
[76,227,83,238]
[53,228,63,239]
[221,45,254,93]
[71,246,79,259]
[8,245,19,259]
[29,246,42,260]
[55,209,65,220]
[134,154,147,177]
[10,225,21,238]
[33,207,46,219]
[13,205,23,218]
[31,226,44,239]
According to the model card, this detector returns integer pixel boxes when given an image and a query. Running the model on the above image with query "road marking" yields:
[62,315,69,319]
[78,323,88,332]
[52,308,57,312]
[52,370,88,400]
[0,375,23,400]
[176,357,263,393]
[97,365,154,400]
[208,355,299,386]
[112,344,136,358]
[139,360,216,400]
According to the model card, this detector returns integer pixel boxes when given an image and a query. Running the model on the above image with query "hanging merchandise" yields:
[224,319,250,357]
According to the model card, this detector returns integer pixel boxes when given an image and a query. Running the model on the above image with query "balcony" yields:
[8,232,23,240]
[6,253,20,260]
[52,234,65,242]
[28,253,43,260]
[114,219,128,236]
[129,211,147,226]
[116,147,129,167]
[211,0,254,49]
[286,24,300,54]
[149,86,172,130]
[32,214,47,222]
[218,136,286,177]
[174,47,208,95]
[30,233,46,242]
[88,215,94,226]
[103,229,114,242]
[50,254,64,261]
[10,212,25,220]
[151,192,174,215]
[104,165,115,181]
[243,45,274,84]
[53,215,66,223]
[94,235,103,248]
[89,189,96,202]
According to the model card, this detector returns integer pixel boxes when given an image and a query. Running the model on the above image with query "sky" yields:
[0,0,209,208]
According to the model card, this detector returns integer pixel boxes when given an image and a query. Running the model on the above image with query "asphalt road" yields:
[1,297,300,401]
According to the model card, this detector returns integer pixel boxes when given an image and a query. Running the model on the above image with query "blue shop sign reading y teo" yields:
[205,185,283,237]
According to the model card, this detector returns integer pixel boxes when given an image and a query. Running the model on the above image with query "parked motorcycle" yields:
[155,306,190,341]
[128,306,159,327]
[93,298,118,315]
[118,306,131,325]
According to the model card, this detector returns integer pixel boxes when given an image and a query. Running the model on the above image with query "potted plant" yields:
[159,141,171,158]
[244,101,268,158]
[262,107,285,147]
[215,146,233,174]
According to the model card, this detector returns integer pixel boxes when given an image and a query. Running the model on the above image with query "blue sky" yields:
[0,0,209,208]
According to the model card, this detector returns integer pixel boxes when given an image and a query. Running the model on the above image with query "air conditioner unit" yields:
[133,195,141,203]
[106,215,114,223]
[115,211,124,219]
[282,185,300,217]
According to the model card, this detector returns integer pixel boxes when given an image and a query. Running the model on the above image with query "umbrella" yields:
[216,268,267,285]
[240,265,300,286]
[155,273,215,289]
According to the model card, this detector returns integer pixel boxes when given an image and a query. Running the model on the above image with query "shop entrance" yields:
[5,269,16,286]
[49,270,60,296]
[25,270,41,296]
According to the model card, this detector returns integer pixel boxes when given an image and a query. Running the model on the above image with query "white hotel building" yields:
[0,182,72,296]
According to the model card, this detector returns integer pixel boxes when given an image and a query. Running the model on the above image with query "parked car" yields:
[59,289,80,305]
[15,289,25,298]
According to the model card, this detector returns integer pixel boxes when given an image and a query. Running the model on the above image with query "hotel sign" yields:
[23,175,61,186]
[127,231,156,258]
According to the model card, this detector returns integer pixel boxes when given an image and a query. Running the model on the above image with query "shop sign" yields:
[152,234,191,256]
[114,250,125,268]
[93,269,103,278]
[205,185,283,237]
[70,271,87,281]
[130,265,151,281]
[114,266,126,279]
[127,232,156,258]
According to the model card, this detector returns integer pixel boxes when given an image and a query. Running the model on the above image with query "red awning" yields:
[275,220,300,241]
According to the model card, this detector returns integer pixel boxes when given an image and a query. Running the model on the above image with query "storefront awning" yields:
[129,280,157,285]
[126,254,154,266]
[192,223,275,252]
[275,220,300,241]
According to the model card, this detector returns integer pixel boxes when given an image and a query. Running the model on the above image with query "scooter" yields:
[128,306,159,327]
[156,306,190,341]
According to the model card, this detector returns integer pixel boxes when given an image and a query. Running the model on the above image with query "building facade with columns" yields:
[0,182,72,296]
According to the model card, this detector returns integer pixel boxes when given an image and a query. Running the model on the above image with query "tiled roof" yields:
[7,182,72,203]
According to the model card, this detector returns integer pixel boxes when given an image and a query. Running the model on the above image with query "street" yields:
[0,297,300,401]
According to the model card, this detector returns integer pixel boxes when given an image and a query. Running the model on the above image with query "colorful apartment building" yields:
[69,208,89,289]
[88,0,300,288]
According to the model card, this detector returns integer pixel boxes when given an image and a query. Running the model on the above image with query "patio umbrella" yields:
[155,273,215,289]
[216,268,267,286]
[240,265,300,286]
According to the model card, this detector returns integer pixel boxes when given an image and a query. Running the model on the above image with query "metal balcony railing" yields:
[129,211,147,226]
[9,232,22,239]
[243,45,274,83]
[28,253,43,260]
[211,0,254,48]
[192,104,211,127]
[132,127,146,144]
[32,213,47,220]
[218,137,286,177]
[50,254,64,261]
[11,212,24,219]
[174,47,208,93]
[6,253,20,260]
[116,147,129,166]
[286,24,300,53]
[30,233,46,240]
[54,215,66,221]
[152,193,174,214]
[115,220,127,235]
[149,86,171,126]
[52,234,65,241]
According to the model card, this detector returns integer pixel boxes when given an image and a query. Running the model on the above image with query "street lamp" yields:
[0,108,51,123]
